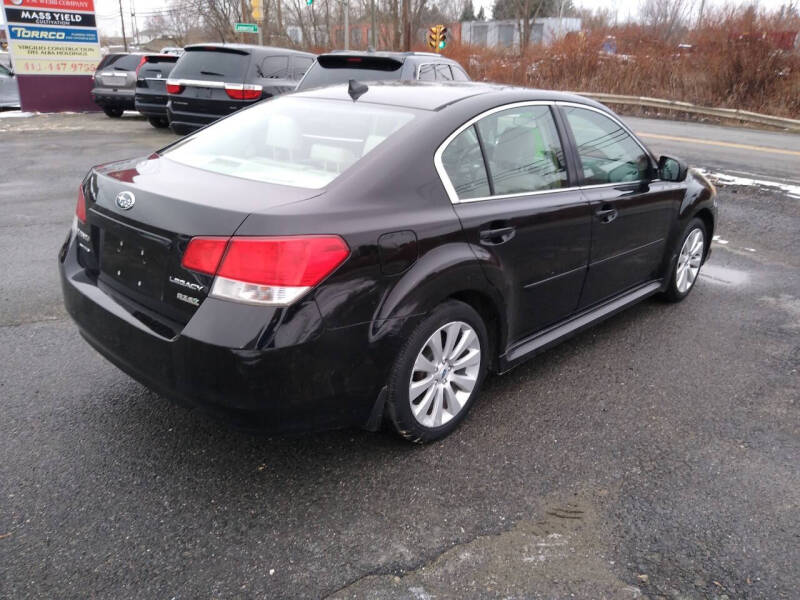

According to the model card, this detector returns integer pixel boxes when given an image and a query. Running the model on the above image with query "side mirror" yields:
[658,155,688,182]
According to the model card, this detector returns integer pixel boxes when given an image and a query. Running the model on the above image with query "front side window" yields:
[441,126,490,200]
[563,106,651,184]
[451,66,470,81]
[163,96,418,189]
[476,105,567,195]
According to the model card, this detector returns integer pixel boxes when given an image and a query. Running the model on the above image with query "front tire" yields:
[662,217,707,302]
[386,300,489,443]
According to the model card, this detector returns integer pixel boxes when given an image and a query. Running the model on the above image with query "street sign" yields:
[235,22,259,33]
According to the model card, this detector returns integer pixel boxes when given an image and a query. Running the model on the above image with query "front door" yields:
[559,104,683,307]
[439,103,592,345]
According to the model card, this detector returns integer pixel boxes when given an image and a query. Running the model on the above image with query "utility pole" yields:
[697,0,706,28]
[117,0,128,51]
[370,0,376,48]
[402,0,409,50]
[130,0,139,48]
[344,0,349,49]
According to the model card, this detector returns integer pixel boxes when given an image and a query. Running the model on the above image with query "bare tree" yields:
[640,0,695,41]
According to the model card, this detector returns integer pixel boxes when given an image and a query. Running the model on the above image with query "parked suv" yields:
[166,44,315,135]
[135,54,180,128]
[295,51,470,92]
[91,53,155,117]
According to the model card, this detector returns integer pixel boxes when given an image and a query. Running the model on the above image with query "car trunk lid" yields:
[78,154,321,326]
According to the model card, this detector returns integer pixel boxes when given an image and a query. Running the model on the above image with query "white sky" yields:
[1,0,793,38]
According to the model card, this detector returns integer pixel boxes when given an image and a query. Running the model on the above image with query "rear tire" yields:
[662,217,707,302]
[148,116,169,129]
[386,300,489,443]
[103,107,124,118]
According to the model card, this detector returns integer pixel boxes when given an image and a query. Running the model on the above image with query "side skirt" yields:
[498,280,663,373]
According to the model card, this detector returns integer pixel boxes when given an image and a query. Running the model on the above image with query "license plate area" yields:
[101,227,170,300]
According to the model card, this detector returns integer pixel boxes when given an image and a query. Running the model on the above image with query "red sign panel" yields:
[3,0,95,12]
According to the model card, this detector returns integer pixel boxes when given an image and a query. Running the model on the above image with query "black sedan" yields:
[60,82,716,442]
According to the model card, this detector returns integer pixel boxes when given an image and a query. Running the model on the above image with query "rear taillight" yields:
[182,235,350,306]
[135,55,147,76]
[181,237,228,275]
[76,185,87,223]
[224,83,262,100]
[166,80,184,94]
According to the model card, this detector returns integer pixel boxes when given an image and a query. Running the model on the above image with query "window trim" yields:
[434,100,577,204]
[555,101,658,188]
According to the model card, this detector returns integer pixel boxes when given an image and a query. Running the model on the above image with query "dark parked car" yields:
[295,51,470,92]
[60,82,716,442]
[91,53,156,117]
[0,61,20,109]
[135,54,180,128]
[166,43,315,135]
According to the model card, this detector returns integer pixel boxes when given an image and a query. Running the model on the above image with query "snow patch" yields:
[0,111,34,119]
[698,168,800,199]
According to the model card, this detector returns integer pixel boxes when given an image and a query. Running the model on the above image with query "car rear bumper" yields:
[134,94,168,118]
[91,88,135,109]
[59,229,407,432]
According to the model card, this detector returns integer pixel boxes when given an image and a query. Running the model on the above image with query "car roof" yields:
[183,43,314,57]
[292,81,604,112]
[319,50,460,64]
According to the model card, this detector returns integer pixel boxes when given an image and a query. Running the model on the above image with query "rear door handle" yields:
[595,205,618,224]
[479,226,516,245]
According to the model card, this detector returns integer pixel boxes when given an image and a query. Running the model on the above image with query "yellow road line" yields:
[635,132,800,157]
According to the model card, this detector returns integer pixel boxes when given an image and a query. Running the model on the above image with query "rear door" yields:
[558,104,682,307]
[438,102,591,344]
[167,47,250,117]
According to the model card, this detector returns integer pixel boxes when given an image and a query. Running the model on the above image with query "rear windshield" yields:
[163,96,419,188]
[108,54,143,71]
[171,49,249,82]
[298,56,403,90]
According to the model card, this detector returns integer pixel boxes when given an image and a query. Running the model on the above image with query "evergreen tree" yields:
[460,0,477,21]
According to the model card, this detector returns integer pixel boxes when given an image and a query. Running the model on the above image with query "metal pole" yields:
[344,0,349,49]
[118,0,128,51]
[402,0,409,51]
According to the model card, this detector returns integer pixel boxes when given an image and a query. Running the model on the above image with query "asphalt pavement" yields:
[1,111,798,599]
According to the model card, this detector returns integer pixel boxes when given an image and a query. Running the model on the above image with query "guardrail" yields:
[577,92,800,133]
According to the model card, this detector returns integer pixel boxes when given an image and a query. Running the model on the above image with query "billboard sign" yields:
[2,0,100,76]
[3,7,97,27]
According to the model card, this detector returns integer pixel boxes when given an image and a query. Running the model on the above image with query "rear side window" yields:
[163,96,419,188]
[476,105,567,195]
[290,57,313,79]
[417,64,435,81]
[562,106,650,184]
[171,49,249,82]
[259,56,289,78]
[441,126,490,200]
[298,56,403,89]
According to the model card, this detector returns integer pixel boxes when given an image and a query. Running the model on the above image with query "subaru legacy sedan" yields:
[60,82,716,442]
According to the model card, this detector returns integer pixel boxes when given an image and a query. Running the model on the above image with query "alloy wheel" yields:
[676,228,704,293]
[408,321,481,428]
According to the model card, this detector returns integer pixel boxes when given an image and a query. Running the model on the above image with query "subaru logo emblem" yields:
[115,191,135,210]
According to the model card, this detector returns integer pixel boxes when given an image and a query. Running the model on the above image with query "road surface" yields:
[1,112,798,599]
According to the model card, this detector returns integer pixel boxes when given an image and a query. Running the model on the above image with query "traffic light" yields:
[306,0,313,5]
[427,24,447,52]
